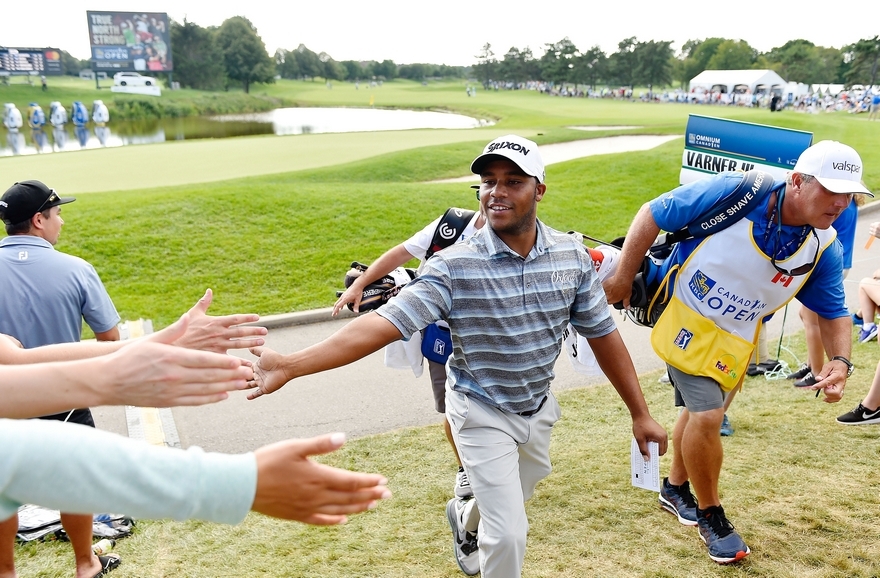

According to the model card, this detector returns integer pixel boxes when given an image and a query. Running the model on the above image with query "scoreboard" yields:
[0,48,63,75]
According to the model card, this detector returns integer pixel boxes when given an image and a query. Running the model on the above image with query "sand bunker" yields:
[430,135,680,183]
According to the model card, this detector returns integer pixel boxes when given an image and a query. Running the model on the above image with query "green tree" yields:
[539,37,579,86]
[706,39,757,70]
[371,59,397,80]
[215,16,275,93]
[633,40,673,95]
[318,52,345,81]
[275,48,300,80]
[474,43,497,88]
[845,36,880,86]
[762,39,841,84]
[170,19,226,90]
[571,46,606,91]
[292,45,322,80]
[398,63,427,80]
[60,50,88,76]
[609,37,638,88]
[340,60,366,81]
[676,38,726,86]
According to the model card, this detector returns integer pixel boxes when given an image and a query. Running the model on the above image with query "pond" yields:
[0,107,493,157]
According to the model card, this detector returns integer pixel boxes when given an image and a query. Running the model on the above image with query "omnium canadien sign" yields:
[680,115,813,185]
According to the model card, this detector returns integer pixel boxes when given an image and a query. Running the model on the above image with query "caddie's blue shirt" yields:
[377,219,616,414]
[833,199,858,269]
[0,236,120,347]
[649,172,847,319]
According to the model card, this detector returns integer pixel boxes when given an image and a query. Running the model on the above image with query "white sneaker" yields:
[455,468,473,498]
[658,372,671,384]
[446,498,480,576]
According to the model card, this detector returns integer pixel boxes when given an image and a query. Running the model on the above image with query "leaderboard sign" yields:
[87,11,173,72]
[680,115,813,185]
[0,48,63,75]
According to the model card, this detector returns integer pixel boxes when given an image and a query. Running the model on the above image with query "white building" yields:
[688,69,787,95]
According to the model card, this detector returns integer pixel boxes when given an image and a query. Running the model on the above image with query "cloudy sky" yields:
[1,1,875,66]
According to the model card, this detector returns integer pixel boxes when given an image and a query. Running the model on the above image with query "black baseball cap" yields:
[0,180,76,225]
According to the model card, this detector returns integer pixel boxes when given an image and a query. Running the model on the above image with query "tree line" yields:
[56,18,878,93]
[475,35,880,92]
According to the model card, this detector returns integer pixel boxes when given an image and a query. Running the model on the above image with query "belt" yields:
[517,395,548,417]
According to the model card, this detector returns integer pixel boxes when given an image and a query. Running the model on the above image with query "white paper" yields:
[630,439,660,492]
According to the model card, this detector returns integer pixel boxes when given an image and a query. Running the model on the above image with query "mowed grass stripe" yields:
[0,128,527,194]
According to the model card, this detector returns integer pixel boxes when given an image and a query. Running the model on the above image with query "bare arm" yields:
[94,326,120,341]
[601,203,661,307]
[0,333,122,363]
[0,289,267,364]
[586,330,668,459]
[332,245,416,316]
[0,314,253,418]
[248,313,404,399]
[812,315,853,403]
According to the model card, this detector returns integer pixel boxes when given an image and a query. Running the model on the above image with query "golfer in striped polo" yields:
[247,134,667,577]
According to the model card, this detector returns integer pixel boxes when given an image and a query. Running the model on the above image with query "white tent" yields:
[784,82,810,101]
[811,83,845,96]
[688,69,787,95]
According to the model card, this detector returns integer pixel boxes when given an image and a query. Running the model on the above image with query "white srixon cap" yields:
[793,140,873,197]
[471,134,545,183]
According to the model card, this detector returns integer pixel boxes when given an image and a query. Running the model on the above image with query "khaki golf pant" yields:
[446,387,560,578]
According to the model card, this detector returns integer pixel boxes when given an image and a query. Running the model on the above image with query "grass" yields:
[5,79,880,574]
[13,330,880,577]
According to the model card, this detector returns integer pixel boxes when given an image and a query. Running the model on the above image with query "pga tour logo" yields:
[674,328,693,350]
[432,339,446,356]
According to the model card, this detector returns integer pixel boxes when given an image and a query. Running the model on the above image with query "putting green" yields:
[1,128,528,194]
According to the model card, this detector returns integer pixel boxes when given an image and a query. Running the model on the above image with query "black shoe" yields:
[794,372,818,388]
[836,403,880,425]
[747,360,779,376]
[786,364,811,380]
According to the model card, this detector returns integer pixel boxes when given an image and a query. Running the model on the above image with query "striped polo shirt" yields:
[378,219,616,413]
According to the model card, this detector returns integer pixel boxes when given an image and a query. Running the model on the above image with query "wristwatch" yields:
[830,356,854,377]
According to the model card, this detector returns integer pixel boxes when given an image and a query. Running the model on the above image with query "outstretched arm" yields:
[0,421,390,526]
[0,289,266,365]
[332,246,416,315]
[248,313,404,399]
[601,203,660,307]
[0,314,253,418]
[587,330,668,459]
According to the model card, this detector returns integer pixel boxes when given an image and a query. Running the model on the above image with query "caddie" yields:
[603,140,873,564]
[247,134,668,577]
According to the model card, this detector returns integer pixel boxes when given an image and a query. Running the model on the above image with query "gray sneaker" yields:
[446,498,479,575]
[659,477,698,526]
[455,467,474,498]
[696,505,750,564]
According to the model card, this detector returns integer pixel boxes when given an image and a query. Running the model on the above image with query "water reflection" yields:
[0,107,491,156]
[213,107,493,135]
[0,125,166,156]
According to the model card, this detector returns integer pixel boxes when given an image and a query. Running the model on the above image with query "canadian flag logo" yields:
[772,272,793,287]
